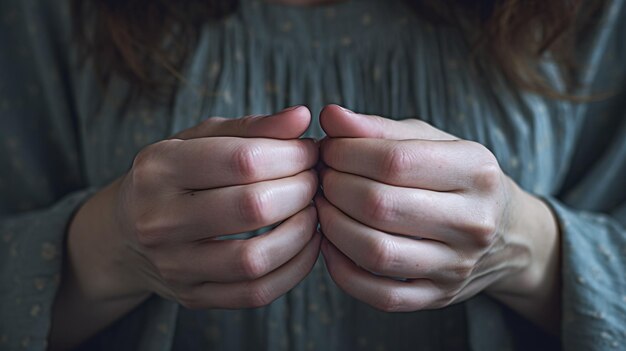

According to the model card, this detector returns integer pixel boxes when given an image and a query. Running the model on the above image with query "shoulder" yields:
[0,0,74,95]
[576,0,626,91]
[0,0,79,136]
[0,0,73,52]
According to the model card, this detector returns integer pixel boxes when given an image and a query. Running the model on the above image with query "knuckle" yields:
[131,144,154,170]
[239,187,272,226]
[409,119,432,131]
[365,238,398,274]
[468,149,501,191]
[131,141,173,186]
[133,215,166,248]
[473,163,501,191]
[465,140,492,156]
[243,283,275,308]
[233,115,256,131]
[239,244,269,280]
[465,215,497,246]
[364,187,395,223]
[451,258,475,280]
[204,116,227,125]
[374,289,404,312]
[130,156,155,189]
[186,116,227,138]
[382,144,413,180]
[232,144,263,181]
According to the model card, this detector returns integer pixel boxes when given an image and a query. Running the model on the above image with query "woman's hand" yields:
[113,107,321,308]
[316,105,560,332]
[51,106,321,349]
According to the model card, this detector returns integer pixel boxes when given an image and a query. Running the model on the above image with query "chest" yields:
[77,16,577,196]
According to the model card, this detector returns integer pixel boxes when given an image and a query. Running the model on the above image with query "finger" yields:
[159,170,318,241]
[143,137,318,190]
[321,137,492,191]
[165,206,318,283]
[316,195,458,280]
[321,238,443,312]
[319,104,456,140]
[177,232,322,310]
[174,105,312,140]
[321,169,473,243]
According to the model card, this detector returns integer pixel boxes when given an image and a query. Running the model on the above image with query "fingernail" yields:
[339,106,354,114]
[279,105,303,113]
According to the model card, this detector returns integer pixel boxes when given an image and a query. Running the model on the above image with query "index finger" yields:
[149,137,318,189]
[321,138,488,191]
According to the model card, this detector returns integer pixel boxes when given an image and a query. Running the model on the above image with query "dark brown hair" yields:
[71,0,237,96]
[71,0,603,99]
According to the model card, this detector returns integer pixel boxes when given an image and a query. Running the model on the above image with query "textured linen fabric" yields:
[1,0,625,350]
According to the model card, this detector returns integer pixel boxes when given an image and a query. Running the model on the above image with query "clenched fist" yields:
[316,105,559,332]
[63,106,322,313]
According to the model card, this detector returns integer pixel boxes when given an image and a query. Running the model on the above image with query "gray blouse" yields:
[1,0,625,350]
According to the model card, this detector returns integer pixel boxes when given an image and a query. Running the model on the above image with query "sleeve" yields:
[465,2,626,350]
[545,87,626,350]
[1,192,97,350]
[0,1,178,350]
[542,1,626,347]
[0,1,88,349]
[545,197,626,350]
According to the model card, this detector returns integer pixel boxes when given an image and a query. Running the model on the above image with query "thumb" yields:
[319,104,456,140]
[174,105,311,140]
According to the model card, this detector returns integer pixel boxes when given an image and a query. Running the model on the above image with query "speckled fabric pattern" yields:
[1,0,625,350]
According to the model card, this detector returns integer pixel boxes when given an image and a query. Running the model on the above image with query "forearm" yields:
[49,179,150,350]
[486,181,561,335]
[49,268,148,350]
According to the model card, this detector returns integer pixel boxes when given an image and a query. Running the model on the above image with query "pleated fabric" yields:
[1,0,626,350]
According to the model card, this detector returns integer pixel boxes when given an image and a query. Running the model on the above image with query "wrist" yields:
[51,179,150,350]
[486,179,561,333]
[66,178,149,303]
